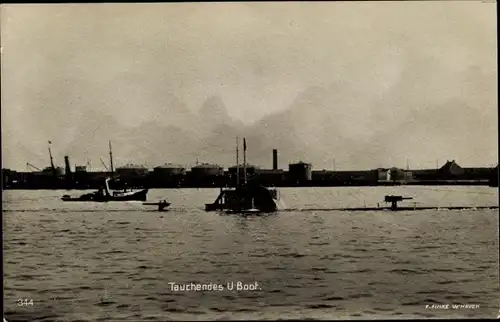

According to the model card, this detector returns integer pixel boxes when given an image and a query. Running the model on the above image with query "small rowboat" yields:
[143,200,171,211]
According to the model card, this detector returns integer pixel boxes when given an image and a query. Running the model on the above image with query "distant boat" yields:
[61,178,148,202]
[143,200,171,211]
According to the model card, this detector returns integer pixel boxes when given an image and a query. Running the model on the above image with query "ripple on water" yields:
[279,253,307,258]
[402,300,426,306]
[417,290,459,296]
[337,254,366,259]
[347,293,373,299]
[5,311,62,322]
[349,268,373,273]
[389,268,429,275]
[311,267,328,272]
[373,307,396,312]
[444,294,475,300]
[305,303,337,309]
[234,308,258,312]
[209,307,228,313]
[353,248,370,252]
[324,296,345,301]
[436,280,455,285]
[412,245,444,250]
[309,242,330,246]
[433,268,455,272]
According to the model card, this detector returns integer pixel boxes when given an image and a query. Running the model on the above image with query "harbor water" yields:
[3,186,499,321]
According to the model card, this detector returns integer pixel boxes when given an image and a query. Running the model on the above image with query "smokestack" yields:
[64,156,71,173]
[64,156,72,181]
[273,149,278,170]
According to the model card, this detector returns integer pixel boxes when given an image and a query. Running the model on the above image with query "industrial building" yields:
[387,167,413,182]
[329,170,377,185]
[412,160,491,181]
[42,166,65,177]
[228,164,259,176]
[150,164,187,187]
[191,163,224,177]
[375,168,391,181]
[490,165,499,187]
[438,160,464,178]
[312,170,334,183]
[112,164,149,188]
[153,164,186,179]
[188,163,225,187]
[75,166,87,172]
[153,164,186,176]
[254,169,286,186]
[288,161,312,184]
[115,164,149,179]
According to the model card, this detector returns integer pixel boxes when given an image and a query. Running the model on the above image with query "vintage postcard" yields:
[1,2,498,321]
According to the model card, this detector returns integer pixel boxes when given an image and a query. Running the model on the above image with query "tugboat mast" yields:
[243,137,247,185]
[236,136,240,189]
[109,140,114,175]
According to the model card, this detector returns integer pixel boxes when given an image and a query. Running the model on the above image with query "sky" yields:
[1,2,498,171]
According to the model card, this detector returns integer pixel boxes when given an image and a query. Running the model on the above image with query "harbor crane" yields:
[100,158,109,171]
[48,140,57,177]
[26,162,42,172]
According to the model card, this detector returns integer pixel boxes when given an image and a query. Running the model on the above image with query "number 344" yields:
[17,299,33,306]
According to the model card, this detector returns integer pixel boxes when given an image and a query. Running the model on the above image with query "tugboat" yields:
[61,141,149,202]
[205,138,280,213]
[61,178,148,202]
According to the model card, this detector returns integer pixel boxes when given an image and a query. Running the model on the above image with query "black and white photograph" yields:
[1,1,498,321]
